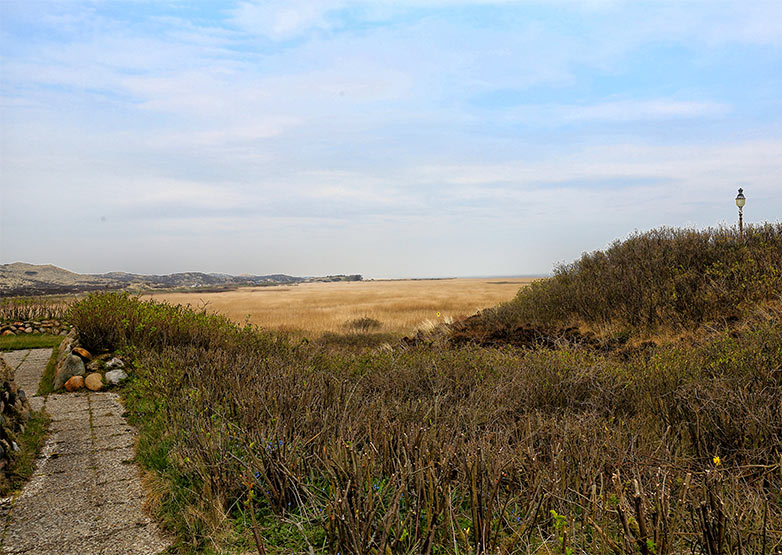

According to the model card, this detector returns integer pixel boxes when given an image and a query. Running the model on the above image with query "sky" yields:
[1,1,780,278]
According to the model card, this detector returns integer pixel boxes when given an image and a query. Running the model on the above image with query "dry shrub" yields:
[483,223,782,334]
[72,289,782,553]
[344,316,383,332]
[316,331,397,351]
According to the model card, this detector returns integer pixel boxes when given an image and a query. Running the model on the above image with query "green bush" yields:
[488,223,782,332]
[66,291,283,354]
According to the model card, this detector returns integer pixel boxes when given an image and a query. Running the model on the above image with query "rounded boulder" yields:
[54,354,86,391]
[72,347,92,361]
[64,375,85,392]
[104,369,128,386]
[85,373,103,392]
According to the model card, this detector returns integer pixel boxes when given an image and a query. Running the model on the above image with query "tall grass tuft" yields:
[343,316,383,333]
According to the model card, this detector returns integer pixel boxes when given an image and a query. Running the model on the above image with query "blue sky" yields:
[1,1,780,278]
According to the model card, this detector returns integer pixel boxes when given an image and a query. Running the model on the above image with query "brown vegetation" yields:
[143,278,534,337]
[483,224,782,335]
[67,269,782,553]
[60,224,782,553]
[0,296,70,322]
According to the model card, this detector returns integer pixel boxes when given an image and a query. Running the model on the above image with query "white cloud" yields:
[121,179,244,209]
[229,1,338,39]
[407,140,782,200]
[225,0,782,49]
[146,118,304,149]
[562,100,730,122]
[494,99,731,126]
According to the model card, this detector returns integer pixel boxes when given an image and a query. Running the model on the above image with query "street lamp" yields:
[735,188,746,240]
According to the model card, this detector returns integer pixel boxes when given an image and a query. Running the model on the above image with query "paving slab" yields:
[10,349,51,396]
[0,350,171,554]
[92,418,130,431]
[96,477,146,504]
[94,433,136,452]
[34,452,95,476]
[0,350,29,372]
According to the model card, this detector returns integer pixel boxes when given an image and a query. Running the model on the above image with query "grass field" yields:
[143,277,535,336]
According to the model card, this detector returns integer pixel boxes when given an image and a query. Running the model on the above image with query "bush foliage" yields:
[68,288,781,553]
[486,224,782,332]
[67,291,283,354]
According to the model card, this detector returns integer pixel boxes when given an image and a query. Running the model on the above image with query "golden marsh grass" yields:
[143,277,535,336]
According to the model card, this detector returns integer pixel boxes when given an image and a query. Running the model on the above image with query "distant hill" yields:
[0,262,362,296]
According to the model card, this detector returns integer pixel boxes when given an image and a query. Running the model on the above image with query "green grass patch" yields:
[1,410,50,496]
[120,376,208,552]
[0,333,63,352]
[36,343,61,396]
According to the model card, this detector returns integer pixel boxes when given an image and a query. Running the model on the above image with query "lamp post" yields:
[735,188,746,240]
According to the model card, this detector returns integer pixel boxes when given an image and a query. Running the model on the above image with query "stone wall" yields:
[53,330,127,392]
[0,357,31,490]
[0,320,70,336]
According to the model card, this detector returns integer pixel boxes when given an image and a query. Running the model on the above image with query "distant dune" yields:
[0,262,361,296]
[0,262,114,296]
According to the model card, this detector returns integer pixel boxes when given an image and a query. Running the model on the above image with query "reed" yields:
[142,278,533,337]
[0,296,71,322]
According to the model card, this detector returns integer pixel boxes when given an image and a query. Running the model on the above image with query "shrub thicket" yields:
[67,291,283,354]
[69,291,781,553]
[485,224,782,332]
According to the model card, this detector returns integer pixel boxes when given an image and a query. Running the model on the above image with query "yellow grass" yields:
[143,278,534,337]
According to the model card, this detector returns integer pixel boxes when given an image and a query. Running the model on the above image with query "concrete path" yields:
[2,349,49,412]
[0,349,170,554]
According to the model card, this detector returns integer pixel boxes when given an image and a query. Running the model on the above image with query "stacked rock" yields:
[55,331,127,392]
[0,320,70,336]
[54,330,86,390]
[0,357,31,489]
